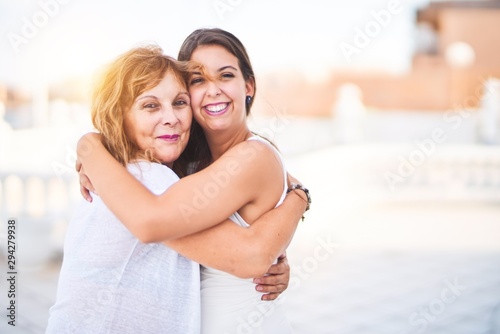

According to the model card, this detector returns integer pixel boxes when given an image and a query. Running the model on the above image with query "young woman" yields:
[48,46,306,334]
[76,29,310,333]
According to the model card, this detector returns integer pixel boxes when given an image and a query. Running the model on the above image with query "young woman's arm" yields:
[164,190,306,278]
[77,132,291,241]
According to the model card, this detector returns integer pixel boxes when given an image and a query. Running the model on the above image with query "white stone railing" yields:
[0,172,79,269]
[367,145,500,201]
[0,172,78,219]
[286,144,500,204]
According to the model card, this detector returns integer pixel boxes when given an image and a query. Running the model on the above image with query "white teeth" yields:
[206,103,227,113]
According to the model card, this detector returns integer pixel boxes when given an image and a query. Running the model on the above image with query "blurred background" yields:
[0,0,500,333]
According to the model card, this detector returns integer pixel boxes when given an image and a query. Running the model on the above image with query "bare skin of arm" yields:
[164,191,305,278]
[77,133,307,278]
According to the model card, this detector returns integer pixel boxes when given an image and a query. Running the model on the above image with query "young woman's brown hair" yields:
[177,28,257,172]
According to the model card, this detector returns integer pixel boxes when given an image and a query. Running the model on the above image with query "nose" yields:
[160,106,179,127]
[206,80,221,97]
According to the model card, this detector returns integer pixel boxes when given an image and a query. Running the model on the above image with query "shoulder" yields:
[212,139,284,186]
[224,137,282,166]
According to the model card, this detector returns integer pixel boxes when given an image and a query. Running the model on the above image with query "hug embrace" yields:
[46,28,311,333]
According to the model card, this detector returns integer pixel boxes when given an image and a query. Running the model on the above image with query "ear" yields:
[245,77,255,97]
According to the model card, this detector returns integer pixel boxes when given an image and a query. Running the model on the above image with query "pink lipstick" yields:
[157,134,180,141]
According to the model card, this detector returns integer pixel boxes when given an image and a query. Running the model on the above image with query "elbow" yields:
[132,226,157,244]
[128,205,181,243]
[232,262,273,279]
[128,215,169,244]
[229,232,280,279]
[230,250,275,279]
[135,228,175,244]
[136,232,156,244]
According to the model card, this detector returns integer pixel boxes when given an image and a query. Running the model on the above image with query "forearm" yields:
[77,135,291,242]
[165,221,260,278]
[77,134,252,241]
[76,134,178,240]
[246,191,305,265]
[166,192,306,278]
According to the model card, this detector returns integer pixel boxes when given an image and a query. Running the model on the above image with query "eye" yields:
[189,76,204,85]
[221,72,235,79]
[173,99,189,107]
[144,103,158,108]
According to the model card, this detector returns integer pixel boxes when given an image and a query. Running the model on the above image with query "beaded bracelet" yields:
[286,183,311,220]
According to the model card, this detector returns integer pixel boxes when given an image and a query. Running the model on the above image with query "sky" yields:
[0,0,431,89]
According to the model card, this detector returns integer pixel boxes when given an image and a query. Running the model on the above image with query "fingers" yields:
[76,148,91,202]
[80,183,93,203]
[263,254,289,275]
[79,168,96,202]
[253,255,290,283]
[79,171,95,193]
[261,292,280,301]
[254,274,283,286]
[262,262,286,276]
[75,132,102,203]
[256,281,287,301]
[254,253,291,301]
[254,265,290,299]
[256,282,287,294]
[75,158,82,173]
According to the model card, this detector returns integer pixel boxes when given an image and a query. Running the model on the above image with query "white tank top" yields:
[200,135,294,334]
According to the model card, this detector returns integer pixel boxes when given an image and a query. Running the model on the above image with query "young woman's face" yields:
[126,71,192,167]
[188,44,254,134]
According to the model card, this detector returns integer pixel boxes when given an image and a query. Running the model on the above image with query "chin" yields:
[158,153,180,164]
[205,121,231,132]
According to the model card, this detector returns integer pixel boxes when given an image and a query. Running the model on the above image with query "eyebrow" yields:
[218,65,237,72]
[136,91,189,101]
[190,64,238,77]
[136,95,157,101]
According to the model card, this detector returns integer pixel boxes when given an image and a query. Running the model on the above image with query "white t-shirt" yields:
[46,161,200,334]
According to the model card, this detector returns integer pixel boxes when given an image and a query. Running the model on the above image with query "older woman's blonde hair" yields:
[91,45,189,166]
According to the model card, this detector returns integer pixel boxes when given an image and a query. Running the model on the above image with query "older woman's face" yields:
[126,71,192,167]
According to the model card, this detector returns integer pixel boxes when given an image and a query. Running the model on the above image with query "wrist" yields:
[288,190,307,211]
[287,183,311,211]
[290,189,307,207]
[286,183,311,221]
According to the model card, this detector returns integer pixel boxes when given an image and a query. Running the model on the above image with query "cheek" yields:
[131,118,156,147]
[124,117,137,142]
[235,85,247,101]
[186,114,193,130]
[180,113,192,132]
[188,88,203,108]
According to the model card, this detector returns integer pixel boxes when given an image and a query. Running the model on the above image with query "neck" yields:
[205,126,252,161]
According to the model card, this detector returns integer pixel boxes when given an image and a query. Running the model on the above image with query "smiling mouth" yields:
[204,103,229,114]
